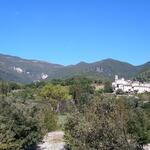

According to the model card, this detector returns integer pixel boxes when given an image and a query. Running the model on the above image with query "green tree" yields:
[104,81,113,93]
[65,95,150,150]
[0,81,9,96]
[40,84,71,112]
[67,77,95,110]
[0,97,43,150]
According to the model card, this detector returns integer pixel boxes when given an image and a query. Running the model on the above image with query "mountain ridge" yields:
[0,53,149,83]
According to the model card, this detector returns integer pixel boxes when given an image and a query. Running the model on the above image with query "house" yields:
[112,75,150,93]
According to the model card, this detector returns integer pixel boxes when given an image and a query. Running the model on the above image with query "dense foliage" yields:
[66,77,95,110]
[40,83,71,112]
[1,77,150,150]
[64,95,150,150]
[104,81,113,93]
[135,69,150,82]
[0,96,43,150]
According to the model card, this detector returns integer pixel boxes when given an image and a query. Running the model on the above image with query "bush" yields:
[64,95,150,150]
[43,110,59,132]
[104,81,113,93]
[116,89,124,95]
[0,97,43,150]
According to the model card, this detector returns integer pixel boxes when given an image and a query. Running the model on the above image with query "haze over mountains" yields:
[0,53,149,83]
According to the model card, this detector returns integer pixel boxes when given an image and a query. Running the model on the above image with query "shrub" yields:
[43,110,59,132]
[64,95,150,150]
[0,97,43,150]
[116,89,124,95]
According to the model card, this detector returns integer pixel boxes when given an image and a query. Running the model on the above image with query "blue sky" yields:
[0,0,150,65]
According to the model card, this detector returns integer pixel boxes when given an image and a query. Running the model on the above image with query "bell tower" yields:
[115,75,118,81]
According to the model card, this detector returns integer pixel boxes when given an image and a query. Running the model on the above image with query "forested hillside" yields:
[48,59,139,80]
[135,62,150,82]
[0,54,63,83]
[135,69,150,82]
[0,53,150,83]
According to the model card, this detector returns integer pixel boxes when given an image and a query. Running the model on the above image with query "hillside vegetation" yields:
[0,77,150,149]
[135,68,150,82]
[0,53,150,83]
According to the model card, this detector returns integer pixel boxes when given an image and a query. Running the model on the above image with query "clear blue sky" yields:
[0,0,150,65]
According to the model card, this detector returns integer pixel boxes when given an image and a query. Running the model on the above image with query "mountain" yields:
[137,61,150,70]
[0,54,63,83]
[134,62,150,82]
[0,53,149,83]
[135,69,150,82]
[48,59,139,80]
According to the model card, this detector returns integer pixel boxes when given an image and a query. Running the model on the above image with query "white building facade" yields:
[112,75,150,93]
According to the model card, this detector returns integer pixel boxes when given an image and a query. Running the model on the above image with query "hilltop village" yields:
[112,75,150,93]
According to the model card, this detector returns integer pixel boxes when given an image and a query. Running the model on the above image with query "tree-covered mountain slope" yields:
[49,59,139,80]
[0,53,149,83]
[0,54,63,83]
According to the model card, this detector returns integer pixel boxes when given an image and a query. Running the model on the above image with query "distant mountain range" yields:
[0,53,149,83]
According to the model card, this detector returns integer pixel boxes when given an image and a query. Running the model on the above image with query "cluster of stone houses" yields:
[112,75,150,93]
